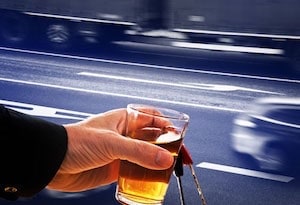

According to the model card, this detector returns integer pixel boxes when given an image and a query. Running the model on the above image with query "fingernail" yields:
[156,150,174,168]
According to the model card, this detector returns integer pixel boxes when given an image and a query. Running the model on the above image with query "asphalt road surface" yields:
[0,45,300,205]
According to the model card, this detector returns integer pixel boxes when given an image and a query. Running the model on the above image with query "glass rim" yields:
[127,104,189,121]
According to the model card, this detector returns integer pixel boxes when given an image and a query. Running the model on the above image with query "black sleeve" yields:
[0,105,68,200]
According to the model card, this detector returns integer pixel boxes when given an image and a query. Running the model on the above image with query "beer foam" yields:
[156,131,181,143]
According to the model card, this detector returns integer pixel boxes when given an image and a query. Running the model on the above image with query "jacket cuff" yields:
[0,106,68,200]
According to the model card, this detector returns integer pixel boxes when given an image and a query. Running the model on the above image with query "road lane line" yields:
[0,46,299,84]
[197,162,294,183]
[0,77,242,112]
[0,99,93,120]
[78,71,205,89]
[173,28,300,40]
[172,42,284,55]
[78,72,282,95]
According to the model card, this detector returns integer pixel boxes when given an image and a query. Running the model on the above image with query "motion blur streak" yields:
[197,162,294,183]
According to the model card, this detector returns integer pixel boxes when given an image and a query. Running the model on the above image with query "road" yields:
[0,45,300,205]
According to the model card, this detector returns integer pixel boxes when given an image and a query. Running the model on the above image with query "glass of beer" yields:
[116,104,189,205]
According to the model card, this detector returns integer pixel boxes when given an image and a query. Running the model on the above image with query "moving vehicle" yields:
[231,97,300,173]
[0,0,137,49]
[0,0,299,69]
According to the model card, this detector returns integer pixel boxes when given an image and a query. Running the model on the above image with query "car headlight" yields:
[234,118,257,128]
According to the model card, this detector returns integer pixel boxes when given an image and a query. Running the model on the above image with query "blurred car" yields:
[231,97,300,173]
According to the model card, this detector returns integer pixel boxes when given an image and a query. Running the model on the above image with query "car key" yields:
[174,150,186,205]
[180,144,207,205]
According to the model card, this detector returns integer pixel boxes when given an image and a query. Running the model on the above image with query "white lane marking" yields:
[186,83,282,94]
[173,28,300,40]
[0,99,93,120]
[78,71,282,95]
[0,46,299,84]
[0,77,242,113]
[197,162,294,183]
[78,71,202,88]
[172,42,284,55]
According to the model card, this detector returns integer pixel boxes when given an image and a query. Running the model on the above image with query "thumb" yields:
[113,136,174,170]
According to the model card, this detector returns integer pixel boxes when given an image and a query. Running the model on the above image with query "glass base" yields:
[116,192,163,205]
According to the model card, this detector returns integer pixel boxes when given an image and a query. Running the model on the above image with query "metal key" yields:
[174,150,186,205]
[180,144,207,205]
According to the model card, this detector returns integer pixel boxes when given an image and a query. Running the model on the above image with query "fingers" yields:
[49,136,174,192]
[129,127,162,141]
[62,126,173,174]
[82,108,127,134]
[135,107,172,128]
[50,133,174,192]
[112,136,174,170]
[50,133,175,192]
[127,108,173,138]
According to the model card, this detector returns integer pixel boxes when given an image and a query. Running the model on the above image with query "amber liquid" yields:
[117,132,183,204]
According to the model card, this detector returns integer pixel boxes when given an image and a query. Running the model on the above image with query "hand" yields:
[47,108,174,192]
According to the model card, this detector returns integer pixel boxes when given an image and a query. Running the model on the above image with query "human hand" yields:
[47,108,174,192]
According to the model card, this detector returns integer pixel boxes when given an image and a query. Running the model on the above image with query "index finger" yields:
[127,106,173,134]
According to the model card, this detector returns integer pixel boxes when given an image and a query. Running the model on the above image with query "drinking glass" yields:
[116,104,189,205]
